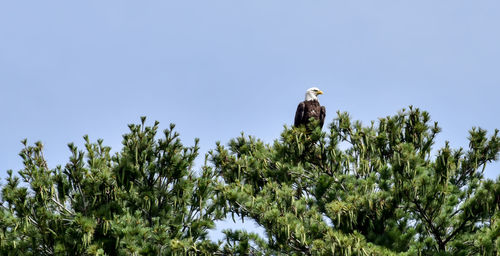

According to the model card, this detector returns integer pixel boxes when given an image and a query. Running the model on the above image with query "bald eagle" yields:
[294,87,326,129]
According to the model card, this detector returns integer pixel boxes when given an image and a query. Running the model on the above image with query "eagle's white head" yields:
[305,87,324,101]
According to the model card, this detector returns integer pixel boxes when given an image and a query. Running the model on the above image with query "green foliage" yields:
[0,118,223,255]
[1,108,499,255]
[211,106,500,255]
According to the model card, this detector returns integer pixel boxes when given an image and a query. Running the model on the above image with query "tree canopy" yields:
[1,107,499,255]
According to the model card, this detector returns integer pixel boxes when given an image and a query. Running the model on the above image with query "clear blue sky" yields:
[1,0,499,240]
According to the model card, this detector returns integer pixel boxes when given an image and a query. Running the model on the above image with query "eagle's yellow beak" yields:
[317,90,324,95]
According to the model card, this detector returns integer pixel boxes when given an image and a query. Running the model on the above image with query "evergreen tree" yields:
[0,117,223,255]
[1,108,498,255]
[211,107,500,255]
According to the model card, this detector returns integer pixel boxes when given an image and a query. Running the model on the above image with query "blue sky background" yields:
[1,0,499,240]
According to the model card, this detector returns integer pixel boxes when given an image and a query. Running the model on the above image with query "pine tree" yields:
[211,107,500,255]
[0,117,223,255]
[1,108,498,255]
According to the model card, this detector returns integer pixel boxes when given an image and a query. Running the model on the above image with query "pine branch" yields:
[51,197,74,215]
[443,214,472,245]
[413,199,445,251]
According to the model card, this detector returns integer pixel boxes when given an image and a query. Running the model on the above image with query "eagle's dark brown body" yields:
[294,100,326,128]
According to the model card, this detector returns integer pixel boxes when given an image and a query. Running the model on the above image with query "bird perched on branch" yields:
[294,87,326,129]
